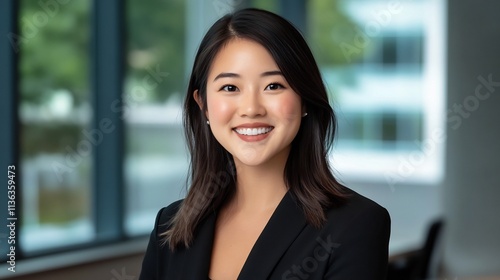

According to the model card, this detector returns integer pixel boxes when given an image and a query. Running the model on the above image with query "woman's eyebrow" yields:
[213,70,283,82]
[260,70,282,77]
[213,72,239,82]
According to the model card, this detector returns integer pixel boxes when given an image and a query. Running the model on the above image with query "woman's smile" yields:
[233,123,274,142]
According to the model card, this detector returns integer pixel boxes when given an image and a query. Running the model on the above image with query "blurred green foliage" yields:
[19,0,187,106]
[308,0,362,66]
[19,0,91,159]
[125,0,186,102]
[19,0,90,106]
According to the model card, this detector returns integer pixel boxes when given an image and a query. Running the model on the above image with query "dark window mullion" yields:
[92,0,125,241]
[0,0,21,261]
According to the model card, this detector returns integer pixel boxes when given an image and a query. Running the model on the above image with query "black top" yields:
[139,188,391,280]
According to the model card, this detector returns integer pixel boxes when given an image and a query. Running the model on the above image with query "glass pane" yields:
[308,0,427,149]
[18,0,93,252]
[124,0,189,236]
[308,0,445,183]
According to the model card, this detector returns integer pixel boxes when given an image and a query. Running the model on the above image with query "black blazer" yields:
[139,189,390,280]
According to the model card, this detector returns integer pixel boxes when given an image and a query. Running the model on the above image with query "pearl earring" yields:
[302,112,308,117]
[206,120,210,125]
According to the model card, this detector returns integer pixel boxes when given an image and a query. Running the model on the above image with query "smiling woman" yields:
[139,8,390,280]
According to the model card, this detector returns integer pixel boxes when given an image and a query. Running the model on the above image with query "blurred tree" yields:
[308,0,363,66]
[18,0,187,106]
[125,0,186,103]
[18,0,91,157]
[19,0,90,106]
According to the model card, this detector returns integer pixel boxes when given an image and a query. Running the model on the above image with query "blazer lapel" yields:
[238,192,308,280]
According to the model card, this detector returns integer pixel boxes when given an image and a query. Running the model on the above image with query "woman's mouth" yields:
[232,126,274,142]
[233,127,274,136]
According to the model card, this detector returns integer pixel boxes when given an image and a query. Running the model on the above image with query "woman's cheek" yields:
[273,94,302,123]
[208,96,234,122]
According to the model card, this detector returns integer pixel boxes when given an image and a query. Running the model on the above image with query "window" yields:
[308,0,446,185]
[124,0,188,236]
[18,0,93,253]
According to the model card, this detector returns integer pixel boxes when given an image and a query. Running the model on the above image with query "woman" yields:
[139,8,390,280]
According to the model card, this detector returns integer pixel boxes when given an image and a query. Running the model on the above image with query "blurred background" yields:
[0,0,499,279]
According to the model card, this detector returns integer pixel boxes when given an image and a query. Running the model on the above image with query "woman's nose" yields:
[238,88,266,118]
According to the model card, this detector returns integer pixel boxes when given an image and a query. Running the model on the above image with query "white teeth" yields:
[234,127,273,136]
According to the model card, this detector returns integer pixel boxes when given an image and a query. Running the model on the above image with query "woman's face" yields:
[199,38,303,168]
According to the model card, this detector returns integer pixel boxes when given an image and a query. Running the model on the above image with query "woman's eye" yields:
[221,85,238,92]
[265,83,284,90]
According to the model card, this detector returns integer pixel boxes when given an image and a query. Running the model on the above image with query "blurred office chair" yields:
[388,219,444,280]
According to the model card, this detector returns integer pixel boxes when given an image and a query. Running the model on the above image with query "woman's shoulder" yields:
[325,187,390,227]
[154,199,184,230]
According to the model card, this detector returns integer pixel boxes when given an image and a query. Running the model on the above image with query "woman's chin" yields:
[232,154,268,168]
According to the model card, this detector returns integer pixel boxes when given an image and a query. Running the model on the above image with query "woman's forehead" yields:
[208,38,280,79]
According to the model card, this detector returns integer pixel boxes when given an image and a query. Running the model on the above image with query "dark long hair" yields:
[163,8,347,250]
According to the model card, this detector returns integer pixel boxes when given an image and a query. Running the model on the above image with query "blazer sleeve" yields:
[324,204,391,280]
[139,200,183,280]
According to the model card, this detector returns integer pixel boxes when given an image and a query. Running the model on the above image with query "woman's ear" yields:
[193,89,203,110]
[193,90,209,118]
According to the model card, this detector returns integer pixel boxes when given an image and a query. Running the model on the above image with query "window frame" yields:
[91,0,125,242]
[0,0,22,262]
